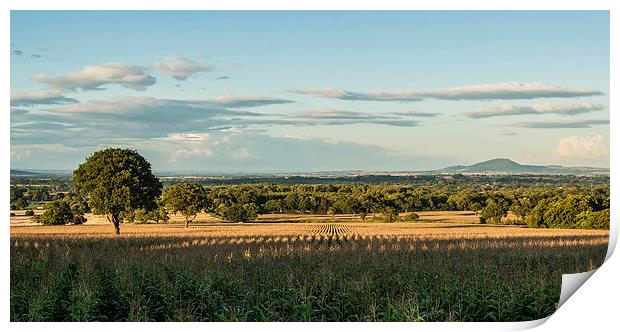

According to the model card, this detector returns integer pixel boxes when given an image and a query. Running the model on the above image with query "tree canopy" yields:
[73,148,162,234]
[162,183,211,227]
[37,200,75,225]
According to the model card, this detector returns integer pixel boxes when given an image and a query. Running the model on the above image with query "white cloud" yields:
[10,149,32,161]
[35,63,156,91]
[10,92,78,106]
[163,133,210,142]
[171,147,214,162]
[291,82,603,102]
[153,55,215,80]
[464,102,605,119]
[230,147,251,160]
[553,135,609,160]
[422,82,602,100]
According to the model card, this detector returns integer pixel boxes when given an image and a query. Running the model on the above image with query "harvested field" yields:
[9,210,515,226]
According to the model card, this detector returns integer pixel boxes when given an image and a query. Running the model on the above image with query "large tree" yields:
[73,148,162,234]
[161,183,211,227]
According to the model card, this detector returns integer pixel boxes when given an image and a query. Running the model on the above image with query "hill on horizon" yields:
[11,158,609,177]
[434,158,609,175]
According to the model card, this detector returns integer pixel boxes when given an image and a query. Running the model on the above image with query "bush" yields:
[38,201,74,225]
[382,208,399,223]
[24,210,35,217]
[401,213,420,222]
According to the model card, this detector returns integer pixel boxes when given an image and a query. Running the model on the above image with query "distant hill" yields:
[10,169,42,176]
[10,169,72,177]
[434,158,609,175]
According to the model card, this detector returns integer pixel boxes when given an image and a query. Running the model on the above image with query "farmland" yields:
[10,167,611,322]
[10,214,608,321]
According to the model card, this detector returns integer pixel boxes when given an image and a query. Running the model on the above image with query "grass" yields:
[10,222,608,322]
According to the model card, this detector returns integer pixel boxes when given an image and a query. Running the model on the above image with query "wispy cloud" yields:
[290,82,603,102]
[391,110,440,117]
[289,88,423,102]
[421,82,603,100]
[498,130,518,136]
[464,102,605,119]
[515,119,609,128]
[153,55,216,80]
[35,63,157,91]
[10,92,79,106]
[48,96,283,124]
[293,109,393,120]
[213,96,295,108]
[289,109,421,127]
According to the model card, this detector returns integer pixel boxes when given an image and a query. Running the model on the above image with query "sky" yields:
[10,11,610,172]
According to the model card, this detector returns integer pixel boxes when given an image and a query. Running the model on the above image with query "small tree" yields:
[510,197,532,223]
[480,198,508,224]
[73,148,162,234]
[382,207,399,223]
[525,200,547,228]
[470,202,483,215]
[38,200,74,225]
[217,203,258,223]
[161,183,210,227]
[152,205,170,224]
[327,207,336,219]
[14,198,29,210]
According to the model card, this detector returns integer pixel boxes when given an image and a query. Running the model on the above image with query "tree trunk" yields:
[185,214,196,228]
[110,213,121,235]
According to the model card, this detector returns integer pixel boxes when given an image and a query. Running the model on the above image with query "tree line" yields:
[12,148,610,233]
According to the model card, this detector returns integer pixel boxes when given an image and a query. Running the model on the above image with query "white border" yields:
[3,1,617,331]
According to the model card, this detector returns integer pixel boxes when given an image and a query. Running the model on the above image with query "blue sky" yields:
[10,11,610,172]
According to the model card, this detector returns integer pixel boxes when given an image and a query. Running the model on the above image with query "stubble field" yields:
[10,212,609,322]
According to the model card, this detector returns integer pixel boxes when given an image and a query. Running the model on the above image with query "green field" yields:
[10,221,608,322]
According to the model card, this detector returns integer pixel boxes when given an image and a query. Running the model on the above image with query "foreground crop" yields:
[10,223,608,322]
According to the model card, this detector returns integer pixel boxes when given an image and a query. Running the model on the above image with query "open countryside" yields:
[10,150,610,321]
[10,11,610,323]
